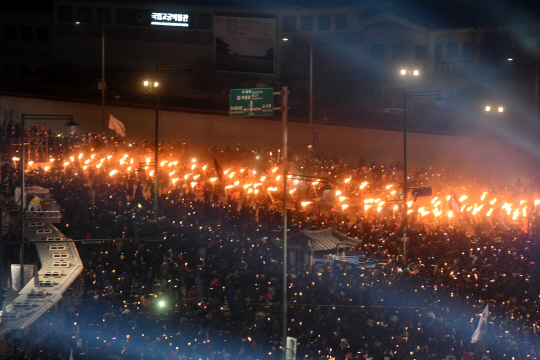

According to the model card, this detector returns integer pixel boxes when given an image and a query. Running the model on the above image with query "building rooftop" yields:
[289,228,361,252]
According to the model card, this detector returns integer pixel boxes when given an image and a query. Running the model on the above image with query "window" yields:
[77,7,91,23]
[37,27,49,42]
[301,16,313,31]
[335,14,347,29]
[4,25,16,40]
[318,15,330,31]
[283,16,296,32]
[447,43,458,59]
[435,44,442,60]
[197,13,212,29]
[21,26,33,41]
[97,8,111,24]
[117,9,131,25]
[371,43,385,60]
[392,45,406,60]
[463,42,473,58]
[415,45,426,60]
[58,6,72,22]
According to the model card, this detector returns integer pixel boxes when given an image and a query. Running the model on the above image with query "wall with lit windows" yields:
[0,1,510,114]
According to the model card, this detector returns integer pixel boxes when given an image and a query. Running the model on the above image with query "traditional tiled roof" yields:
[289,228,361,252]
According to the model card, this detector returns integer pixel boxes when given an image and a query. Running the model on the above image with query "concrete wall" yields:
[1,95,537,183]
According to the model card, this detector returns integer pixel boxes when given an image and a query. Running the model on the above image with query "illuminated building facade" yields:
[0,1,513,117]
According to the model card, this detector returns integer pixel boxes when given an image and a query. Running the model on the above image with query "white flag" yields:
[109,114,126,137]
[471,305,489,343]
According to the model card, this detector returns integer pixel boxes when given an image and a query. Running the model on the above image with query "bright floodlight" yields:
[485,106,491,112]
[413,70,419,76]
[144,80,149,87]
[498,106,504,112]
[154,82,159,87]
[159,300,165,307]
[507,58,513,61]
[282,37,289,41]
[400,69,407,75]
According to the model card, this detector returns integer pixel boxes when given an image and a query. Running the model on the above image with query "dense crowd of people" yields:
[1,131,540,360]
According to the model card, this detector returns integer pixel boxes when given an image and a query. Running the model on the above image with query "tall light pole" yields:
[144,63,190,222]
[282,35,313,140]
[101,14,106,134]
[76,18,106,133]
[281,86,289,360]
[309,35,313,136]
[484,105,504,113]
[506,57,538,141]
[402,90,442,266]
[143,78,159,222]
[535,59,538,141]
[154,71,159,223]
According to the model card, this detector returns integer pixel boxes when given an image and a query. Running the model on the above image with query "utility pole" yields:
[309,35,313,137]
[280,86,289,360]
[101,14,106,134]
[535,59,538,142]
[154,64,160,222]
[20,114,26,291]
[148,63,190,222]
[402,94,408,266]
[402,91,442,266]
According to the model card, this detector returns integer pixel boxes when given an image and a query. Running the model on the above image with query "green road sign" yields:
[229,88,274,117]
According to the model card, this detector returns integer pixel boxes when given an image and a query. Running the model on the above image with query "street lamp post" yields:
[281,86,289,360]
[143,78,159,222]
[282,36,313,140]
[144,63,190,222]
[101,14,106,134]
[485,105,504,113]
[154,76,159,222]
[400,68,420,77]
[507,57,538,141]
[76,17,106,133]
[515,58,539,142]
[402,91,442,266]
[309,35,313,136]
